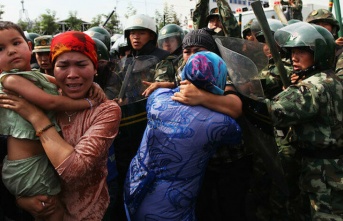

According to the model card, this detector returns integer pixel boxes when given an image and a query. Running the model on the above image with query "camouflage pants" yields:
[300,157,343,221]
[278,144,311,221]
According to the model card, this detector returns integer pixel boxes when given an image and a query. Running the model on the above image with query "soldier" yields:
[306,9,343,79]
[281,0,303,21]
[246,18,294,221]
[157,24,184,56]
[156,24,185,85]
[192,0,241,38]
[112,14,175,221]
[32,35,54,76]
[268,21,343,220]
[306,9,340,41]
[118,14,175,103]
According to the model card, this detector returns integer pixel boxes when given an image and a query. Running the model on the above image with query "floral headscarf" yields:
[50,31,98,69]
[181,51,227,95]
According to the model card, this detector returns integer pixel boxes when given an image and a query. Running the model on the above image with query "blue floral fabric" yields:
[124,87,242,221]
[181,51,227,95]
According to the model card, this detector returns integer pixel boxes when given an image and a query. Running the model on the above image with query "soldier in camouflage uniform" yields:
[156,24,185,85]
[245,18,293,221]
[267,21,343,220]
[32,35,54,76]
[306,9,343,80]
[192,0,241,38]
[111,14,175,221]
[281,0,303,21]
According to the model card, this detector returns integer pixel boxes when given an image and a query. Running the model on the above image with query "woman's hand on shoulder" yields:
[142,81,175,97]
[172,80,204,106]
[88,82,107,106]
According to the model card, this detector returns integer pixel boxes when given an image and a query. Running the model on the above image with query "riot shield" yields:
[112,55,161,219]
[215,37,272,132]
[118,55,161,103]
[215,37,289,195]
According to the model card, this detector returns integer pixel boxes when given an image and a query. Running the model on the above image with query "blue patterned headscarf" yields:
[181,51,227,95]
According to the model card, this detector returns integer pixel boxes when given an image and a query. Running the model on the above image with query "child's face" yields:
[0,29,32,72]
[291,48,315,71]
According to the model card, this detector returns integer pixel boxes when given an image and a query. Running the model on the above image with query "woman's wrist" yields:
[84,98,93,109]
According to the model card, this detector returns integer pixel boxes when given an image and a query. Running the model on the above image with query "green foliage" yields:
[7,1,184,36]
[155,2,181,31]
[35,10,59,35]
[124,2,137,20]
[64,11,84,31]
[90,8,122,35]
[17,19,29,31]
[105,12,122,34]
[90,15,103,26]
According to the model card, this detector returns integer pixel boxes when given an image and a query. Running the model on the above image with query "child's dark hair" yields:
[0,21,28,42]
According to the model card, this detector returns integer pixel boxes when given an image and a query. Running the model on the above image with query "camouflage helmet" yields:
[84,26,111,51]
[306,9,340,32]
[32,35,53,53]
[92,37,110,61]
[124,14,157,45]
[274,22,335,70]
[157,24,184,53]
[251,19,284,42]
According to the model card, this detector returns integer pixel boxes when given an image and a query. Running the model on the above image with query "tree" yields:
[17,19,30,31]
[90,8,122,35]
[90,14,103,27]
[124,2,137,20]
[155,2,181,30]
[104,8,122,34]
[32,10,59,35]
[64,11,84,31]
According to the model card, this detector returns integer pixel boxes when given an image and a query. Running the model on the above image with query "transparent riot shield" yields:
[118,55,161,104]
[215,37,289,195]
[215,36,268,100]
[113,55,161,214]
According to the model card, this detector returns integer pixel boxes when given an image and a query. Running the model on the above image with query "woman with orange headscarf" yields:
[0,31,121,220]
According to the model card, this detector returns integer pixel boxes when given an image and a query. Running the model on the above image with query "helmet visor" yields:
[274,22,326,51]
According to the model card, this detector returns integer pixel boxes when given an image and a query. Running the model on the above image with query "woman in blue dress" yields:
[124,51,242,221]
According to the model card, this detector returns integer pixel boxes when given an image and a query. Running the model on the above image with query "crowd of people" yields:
[0,0,343,220]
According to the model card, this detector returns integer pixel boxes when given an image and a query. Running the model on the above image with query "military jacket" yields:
[193,0,241,38]
[266,70,343,150]
[281,0,303,21]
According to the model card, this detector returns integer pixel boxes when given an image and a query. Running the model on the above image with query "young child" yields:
[0,21,99,220]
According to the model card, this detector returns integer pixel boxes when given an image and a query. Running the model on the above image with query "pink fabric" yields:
[55,99,121,221]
